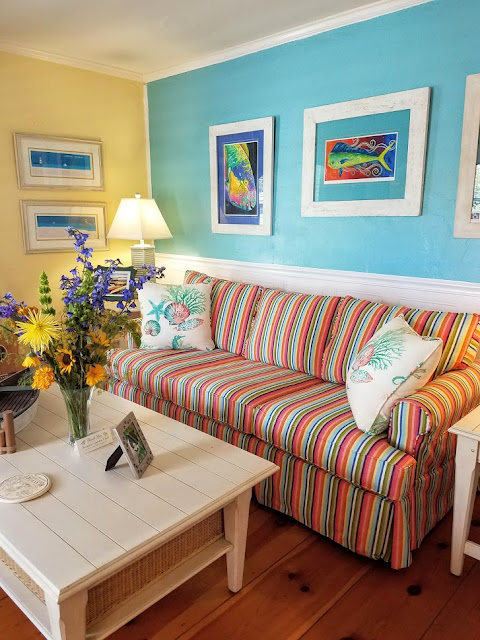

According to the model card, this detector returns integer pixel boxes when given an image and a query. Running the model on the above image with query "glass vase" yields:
[59,386,93,445]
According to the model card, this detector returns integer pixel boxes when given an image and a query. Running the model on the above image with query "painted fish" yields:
[327,140,395,177]
[224,143,256,211]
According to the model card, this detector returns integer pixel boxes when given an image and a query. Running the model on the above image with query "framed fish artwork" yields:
[209,117,274,235]
[301,88,430,217]
[454,73,480,237]
[14,133,104,190]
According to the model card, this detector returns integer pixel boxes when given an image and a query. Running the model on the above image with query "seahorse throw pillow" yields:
[346,316,442,434]
[137,282,214,351]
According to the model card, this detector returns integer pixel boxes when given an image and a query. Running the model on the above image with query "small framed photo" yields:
[96,265,136,301]
[20,200,108,254]
[14,133,104,190]
[113,412,153,478]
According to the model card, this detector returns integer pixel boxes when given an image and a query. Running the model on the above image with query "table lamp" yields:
[107,194,172,271]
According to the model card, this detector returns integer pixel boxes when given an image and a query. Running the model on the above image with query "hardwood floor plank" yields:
[0,594,44,640]
[109,505,313,640]
[176,534,369,640]
[301,511,475,640]
[421,561,480,640]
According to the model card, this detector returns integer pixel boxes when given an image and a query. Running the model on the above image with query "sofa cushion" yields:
[108,348,319,430]
[321,295,480,383]
[138,282,215,351]
[184,270,262,355]
[242,288,341,378]
[250,383,415,501]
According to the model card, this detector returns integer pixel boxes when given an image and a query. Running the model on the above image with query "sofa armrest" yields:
[388,362,480,457]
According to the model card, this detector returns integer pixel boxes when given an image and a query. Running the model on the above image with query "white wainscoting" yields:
[155,253,480,314]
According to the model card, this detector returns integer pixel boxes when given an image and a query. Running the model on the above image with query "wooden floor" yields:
[2,497,480,640]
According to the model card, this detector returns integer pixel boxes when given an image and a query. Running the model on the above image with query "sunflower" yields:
[56,348,76,374]
[16,310,61,353]
[85,363,107,386]
[31,366,55,390]
[89,330,110,348]
[22,354,40,368]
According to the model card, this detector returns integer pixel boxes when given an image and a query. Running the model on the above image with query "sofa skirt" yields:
[108,379,414,568]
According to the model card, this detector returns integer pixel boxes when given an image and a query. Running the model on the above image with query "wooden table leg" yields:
[223,489,251,593]
[451,436,479,576]
[45,590,88,640]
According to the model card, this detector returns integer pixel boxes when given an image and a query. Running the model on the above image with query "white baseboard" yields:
[155,253,480,314]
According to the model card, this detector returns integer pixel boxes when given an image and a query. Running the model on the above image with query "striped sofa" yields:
[107,270,480,569]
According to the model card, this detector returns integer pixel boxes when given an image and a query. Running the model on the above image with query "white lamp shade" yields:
[107,195,172,242]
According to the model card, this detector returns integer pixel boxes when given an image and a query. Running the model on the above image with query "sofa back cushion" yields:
[184,270,262,355]
[242,288,341,378]
[321,295,480,383]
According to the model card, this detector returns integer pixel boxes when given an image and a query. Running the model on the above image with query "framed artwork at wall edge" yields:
[454,73,480,238]
[301,87,431,217]
[95,265,136,301]
[14,133,104,190]
[20,200,108,254]
[209,116,274,235]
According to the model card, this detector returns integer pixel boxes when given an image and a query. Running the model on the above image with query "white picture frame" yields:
[21,200,108,254]
[454,73,480,238]
[301,87,431,217]
[14,133,104,190]
[209,116,274,235]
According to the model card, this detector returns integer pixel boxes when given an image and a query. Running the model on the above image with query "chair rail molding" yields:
[155,253,480,314]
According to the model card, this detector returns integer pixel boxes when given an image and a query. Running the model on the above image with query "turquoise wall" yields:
[148,0,480,283]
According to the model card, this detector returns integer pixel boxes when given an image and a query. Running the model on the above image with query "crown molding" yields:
[144,0,433,82]
[155,252,480,314]
[0,40,143,82]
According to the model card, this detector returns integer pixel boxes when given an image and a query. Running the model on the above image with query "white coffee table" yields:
[0,386,278,640]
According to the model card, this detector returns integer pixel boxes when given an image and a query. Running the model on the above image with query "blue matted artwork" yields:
[30,150,92,172]
[216,129,264,226]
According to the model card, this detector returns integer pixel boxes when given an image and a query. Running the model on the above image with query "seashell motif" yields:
[164,302,190,325]
[144,320,161,336]
[176,318,204,331]
[352,342,375,370]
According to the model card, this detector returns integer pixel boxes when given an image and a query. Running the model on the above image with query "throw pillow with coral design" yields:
[138,282,214,351]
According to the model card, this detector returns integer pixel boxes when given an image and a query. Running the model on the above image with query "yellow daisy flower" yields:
[16,310,61,353]
[31,366,55,390]
[22,354,40,368]
[89,330,110,348]
[56,348,76,374]
[85,363,107,386]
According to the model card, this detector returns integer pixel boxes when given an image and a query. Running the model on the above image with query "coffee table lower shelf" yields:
[0,508,235,640]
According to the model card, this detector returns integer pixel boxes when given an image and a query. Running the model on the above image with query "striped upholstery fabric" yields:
[321,296,406,383]
[250,383,415,500]
[243,289,341,378]
[321,296,480,383]
[184,270,262,355]
[388,362,480,456]
[403,308,480,376]
[107,379,414,568]
[108,347,319,431]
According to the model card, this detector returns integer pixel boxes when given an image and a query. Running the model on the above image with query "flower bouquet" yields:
[0,228,164,444]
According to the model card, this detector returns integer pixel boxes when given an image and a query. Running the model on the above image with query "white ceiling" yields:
[0,0,430,81]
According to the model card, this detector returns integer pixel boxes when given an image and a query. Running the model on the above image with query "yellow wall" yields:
[0,51,148,307]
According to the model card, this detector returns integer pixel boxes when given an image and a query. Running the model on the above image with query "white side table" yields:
[449,405,480,575]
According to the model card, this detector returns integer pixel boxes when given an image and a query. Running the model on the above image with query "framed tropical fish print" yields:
[301,88,430,217]
[454,73,480,237]
[209,117,274,235]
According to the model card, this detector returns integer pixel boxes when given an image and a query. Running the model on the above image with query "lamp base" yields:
[130,244,156,275]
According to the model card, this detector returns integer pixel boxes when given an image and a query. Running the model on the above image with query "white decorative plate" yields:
[0,474,51,503]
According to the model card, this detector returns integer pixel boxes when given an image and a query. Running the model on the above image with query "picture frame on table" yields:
[301,87,431,217]
[113,412,153,479]
[454,73,480,237]
[209,116,274,235]
[20,200,108,254]
[96,265,136,301]
[14,133,104,190]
